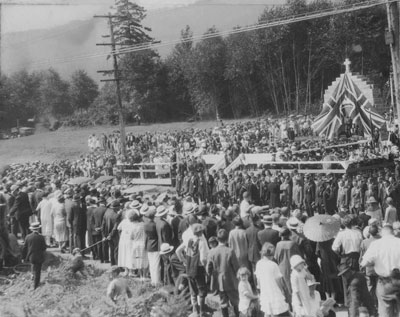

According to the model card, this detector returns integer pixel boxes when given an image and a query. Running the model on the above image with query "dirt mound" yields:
[0,257,190,317]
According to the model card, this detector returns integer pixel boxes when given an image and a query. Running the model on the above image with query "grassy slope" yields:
[0,120,243,166]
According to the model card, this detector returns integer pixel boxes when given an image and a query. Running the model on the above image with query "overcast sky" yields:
[2,0,197,34]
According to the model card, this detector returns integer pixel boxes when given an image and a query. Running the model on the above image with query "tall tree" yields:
[69,70,99,112]
[38,68,72,117]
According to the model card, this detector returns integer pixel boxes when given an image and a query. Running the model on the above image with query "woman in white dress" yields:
[117,209,136,274]
[255,242,290,317]
[130,212,148,279]
[36,191,53,246]
[51,192,68,253]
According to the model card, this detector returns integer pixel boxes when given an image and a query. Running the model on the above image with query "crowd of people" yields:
[3,150,400,317]
[4,117,400,317]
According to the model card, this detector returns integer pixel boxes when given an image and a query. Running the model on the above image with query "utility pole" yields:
[94,13,127,158]
[386,1,400,123]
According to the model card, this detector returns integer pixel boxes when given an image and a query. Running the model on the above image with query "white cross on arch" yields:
[344,58,351,73]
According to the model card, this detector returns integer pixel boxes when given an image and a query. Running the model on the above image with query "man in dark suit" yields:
[102,200,121,265]
[267,177,281,208]
[155,205,173,284]
[257,215,280,247]
[245,214,261,287]
[92,197,107,262]
[207,229,240,317]
[304,174,316,216]
[22,222,47,289]
[9,184,32,240]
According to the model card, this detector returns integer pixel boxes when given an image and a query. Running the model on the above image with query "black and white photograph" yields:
[0,0,400,316]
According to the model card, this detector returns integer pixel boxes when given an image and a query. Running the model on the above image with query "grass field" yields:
[0,120,240,167]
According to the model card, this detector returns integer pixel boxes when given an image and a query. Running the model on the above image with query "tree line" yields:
[0,0,392,128]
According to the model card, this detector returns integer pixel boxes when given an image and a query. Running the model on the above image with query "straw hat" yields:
[29,222,41,231]
[155,205,168,217]
[159,243,174,255]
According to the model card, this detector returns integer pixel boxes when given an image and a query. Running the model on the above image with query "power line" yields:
[9,0,393,70]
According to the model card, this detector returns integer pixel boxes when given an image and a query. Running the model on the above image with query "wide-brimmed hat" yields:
[156,205,168,217]
[367,196,378,204]
[287,217,300,230]
[159,243,174,255]
[183,203,195,215]
[262,215,273,225]
[29,222,41,231]
[290,255,305,269]
[130,200,142,209]
[72,194,81,202]
[140,204,149,215]
[145,206,157,218]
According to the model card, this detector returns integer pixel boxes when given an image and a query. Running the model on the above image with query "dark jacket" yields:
[257,227,280,247]
[92,205,107,236]
[144,219,158,252]
[155,217,173,251]
[267,182,281,208]
[9,192,32,220]
[22,232,46,264]
[207,244,239,292]
[102,208,119,239]
[246,223,261,263]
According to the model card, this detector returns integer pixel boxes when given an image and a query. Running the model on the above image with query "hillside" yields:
[2,0,283,81]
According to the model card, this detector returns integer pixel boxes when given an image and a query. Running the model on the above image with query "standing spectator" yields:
[337,179,349,211]
[361,224,400,317]
[255,242,290,317]
[274,228,301,294]
[385,197,397,225]
[316,239,341,301]
[257,215,280,247]
[102,200,121,266]
[144,207,161,286]
[207,229,240,317]
[9,184,32,240]
[22,222,47,290]
[51,192,68,253]
[245,214,261,288]
[228,217,249,268]
[117,210,136,275]
[338,259,375,317]
[91,196,107,262]
[177,224,208,316]
[36,191,53,246]
[155,205,173,284]
[290,254,316,317]
[130,212,148,279]
[267,177,281,208]
[332,215,362,270]
[350,180,362,215]
[303,174,316,217]
[292,177,303,210]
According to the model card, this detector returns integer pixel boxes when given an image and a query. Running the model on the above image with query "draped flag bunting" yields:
[312,71,386,140]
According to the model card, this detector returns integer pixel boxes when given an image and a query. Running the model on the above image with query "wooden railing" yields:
[117,162,173,186]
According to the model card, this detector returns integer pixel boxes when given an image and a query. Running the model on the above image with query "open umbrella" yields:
[303,214,341,242]
[93,175,114,184]
[67,177,93,186]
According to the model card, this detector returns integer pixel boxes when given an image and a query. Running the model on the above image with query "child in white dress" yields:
[237,267,258,316]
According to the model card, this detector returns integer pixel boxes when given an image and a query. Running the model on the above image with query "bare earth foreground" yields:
[0,120,238,166]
